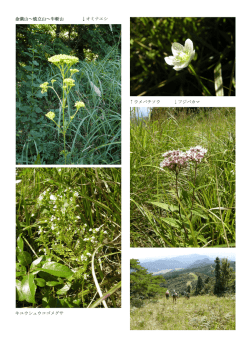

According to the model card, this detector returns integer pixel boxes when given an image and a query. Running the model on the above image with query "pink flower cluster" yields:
[160,146,207,171]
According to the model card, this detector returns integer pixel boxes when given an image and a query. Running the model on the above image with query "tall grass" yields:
[130,294,235,330]
[16,45,121,165]
[130,108,235,248]
[16,167,121,308]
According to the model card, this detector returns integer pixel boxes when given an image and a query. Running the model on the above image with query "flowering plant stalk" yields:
[160,146,207,246]
[40,55,85,164]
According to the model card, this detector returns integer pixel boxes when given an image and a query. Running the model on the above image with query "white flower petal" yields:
[184,39,193,53]
[165,56,175,65]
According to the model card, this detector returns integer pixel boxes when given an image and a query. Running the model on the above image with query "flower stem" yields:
[189,63,212,96]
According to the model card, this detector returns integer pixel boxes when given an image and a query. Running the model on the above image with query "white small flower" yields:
[50,195,57,201]
[165,39,195,71]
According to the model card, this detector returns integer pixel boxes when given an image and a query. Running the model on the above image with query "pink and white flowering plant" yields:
[159,145,208,244]
[160,145,207,171]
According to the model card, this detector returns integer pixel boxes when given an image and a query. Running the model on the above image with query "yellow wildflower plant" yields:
[39,54,85,164]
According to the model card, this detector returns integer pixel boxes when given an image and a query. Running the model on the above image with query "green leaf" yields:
[148,201,179,212]
[17,251,33,266]
[56,282,71,295]
[34,278,46,287]
[160,217,182,228]
[35,107,43,113]
[40,262,73,278]
[20,274,37,303]
[191,209,209,220]
[46,281,63,287]
[30,255,46,271]
[17,235,24,252]
[16,279,26,301]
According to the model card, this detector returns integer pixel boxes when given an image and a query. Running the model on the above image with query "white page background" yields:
[1,1,249,352]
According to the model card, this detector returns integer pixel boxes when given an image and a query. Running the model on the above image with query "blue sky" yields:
[130,107,151,118]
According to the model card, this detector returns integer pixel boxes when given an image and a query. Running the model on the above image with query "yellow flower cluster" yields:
[45,111,55,120]
[63,78,75,88]
[48,55,79,67]
[40,82,49,94]
[70,69,79,75]
[75,101,85,110]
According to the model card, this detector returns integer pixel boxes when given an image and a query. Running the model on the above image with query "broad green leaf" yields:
[30,255,46,271]
[161,217,182,229]
[34,278,46,287]
[42,296,57,308]
[20,274,37,303]
[17,235,24,252]
[17,251,33,266]
[56,282,71,295]
[40,262,73,278]
[16,279,25,301]
[46,281,63,287]
[148,201,179,212]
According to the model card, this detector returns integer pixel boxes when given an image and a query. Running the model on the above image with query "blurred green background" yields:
[130,17,235,96]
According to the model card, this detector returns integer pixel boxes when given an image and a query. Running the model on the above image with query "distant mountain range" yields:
[136,254,235,274]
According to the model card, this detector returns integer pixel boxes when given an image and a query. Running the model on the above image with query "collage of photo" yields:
[15,18,236,334]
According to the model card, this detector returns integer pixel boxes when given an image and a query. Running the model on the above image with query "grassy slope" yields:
[131,295,235,330]
[130,107,235,247]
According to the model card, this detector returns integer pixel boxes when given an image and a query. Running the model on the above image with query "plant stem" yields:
[189,63,212,96]
[190,162,198,222]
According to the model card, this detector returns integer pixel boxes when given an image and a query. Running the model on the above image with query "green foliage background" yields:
[16,167,121,308]
[16,24,121,165]
[130,17,235,96]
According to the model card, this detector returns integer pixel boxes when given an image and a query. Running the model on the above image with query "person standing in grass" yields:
[165,290,170,300]
[172,290,178,304]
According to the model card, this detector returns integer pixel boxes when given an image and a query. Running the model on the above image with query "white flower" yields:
[16,180,21,184]
[50,195,57,201]
[165,39,195,71]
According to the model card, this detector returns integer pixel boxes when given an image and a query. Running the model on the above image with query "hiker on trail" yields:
[172,290,178,304]
[165,290,170,300]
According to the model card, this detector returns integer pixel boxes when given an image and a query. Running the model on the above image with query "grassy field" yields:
[130,294,235,330]
[130,108,235,247]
